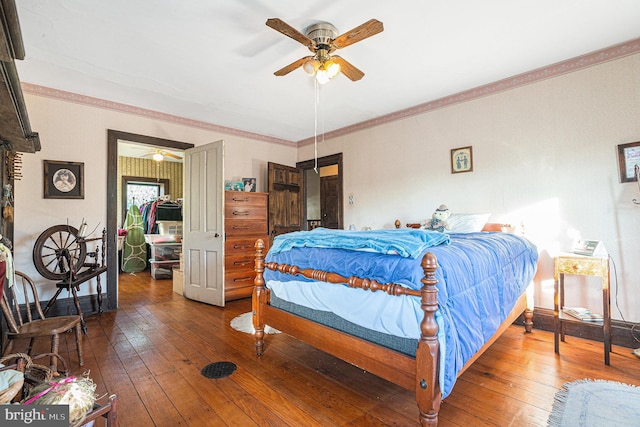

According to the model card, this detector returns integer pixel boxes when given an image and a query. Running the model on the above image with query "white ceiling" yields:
[13,0,640,144]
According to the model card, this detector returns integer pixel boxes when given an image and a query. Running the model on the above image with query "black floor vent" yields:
[201,361,237,379]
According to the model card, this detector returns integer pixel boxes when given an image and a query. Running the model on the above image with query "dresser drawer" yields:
[225,191,267,208]
[225,253,254,270]
[555,256,608,277]
[225,237,269,255]
[225,204,266,220]
[225,267,256,289]
[225,219,267,236]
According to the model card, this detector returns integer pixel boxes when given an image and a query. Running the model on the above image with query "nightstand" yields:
[554,254,611,365]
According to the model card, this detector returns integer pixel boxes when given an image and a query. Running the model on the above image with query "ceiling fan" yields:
[266,18,383,83]
[142,149,183,161]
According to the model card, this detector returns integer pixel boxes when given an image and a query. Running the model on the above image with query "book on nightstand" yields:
[562,307,604,322]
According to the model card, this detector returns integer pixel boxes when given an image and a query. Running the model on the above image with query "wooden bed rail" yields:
[252,238,443,426]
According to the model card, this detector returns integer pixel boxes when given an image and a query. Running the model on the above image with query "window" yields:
[126,182,165,211]
[121,176,170,224]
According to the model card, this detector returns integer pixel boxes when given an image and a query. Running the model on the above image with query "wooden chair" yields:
[0,271,83,371]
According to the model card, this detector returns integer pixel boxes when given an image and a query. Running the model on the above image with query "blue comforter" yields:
[263,231,538,399]
[270,227,450,259]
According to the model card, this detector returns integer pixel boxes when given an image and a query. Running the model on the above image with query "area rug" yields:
[230,312,280,335]
[548,379,640,426]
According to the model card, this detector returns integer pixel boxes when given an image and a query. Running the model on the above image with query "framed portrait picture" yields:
[44,160,84,199]
[242,177,256,192]
[451,146,473,174]
[617,141,640,183]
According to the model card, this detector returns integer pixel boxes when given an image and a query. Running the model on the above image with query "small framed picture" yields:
[242,177,256,192]
[224,180,244,191]
[43,160,84,199]
[451,146,473,174]
[617,141,640,183]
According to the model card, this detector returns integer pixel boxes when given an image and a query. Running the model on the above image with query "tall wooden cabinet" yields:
[224,191,269,301]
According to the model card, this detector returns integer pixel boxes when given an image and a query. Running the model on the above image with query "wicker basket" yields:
[0,352,68,383]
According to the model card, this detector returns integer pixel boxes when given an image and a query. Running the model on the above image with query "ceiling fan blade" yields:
[332,56,364,81]
[274,56,313,76]
[266,18,315,50]
[163,152,183,160]
[331,19,384,50]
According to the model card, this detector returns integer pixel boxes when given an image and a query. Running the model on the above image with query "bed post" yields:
[523,308,533,333]
[253,239,266,356]
[415,252,441,426]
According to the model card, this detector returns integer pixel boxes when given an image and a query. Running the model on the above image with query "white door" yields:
[183,140,225,306]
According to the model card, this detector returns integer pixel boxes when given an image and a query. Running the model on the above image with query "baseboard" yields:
[515,307,639,350]
[43,294,109,318]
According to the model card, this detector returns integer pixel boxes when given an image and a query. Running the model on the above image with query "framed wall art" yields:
[617,141,640,183]
[43,160,84,199]
[451,146,473,174]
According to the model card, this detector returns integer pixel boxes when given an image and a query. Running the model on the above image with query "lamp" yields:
[303,49,341,84]
[152,152,163,162]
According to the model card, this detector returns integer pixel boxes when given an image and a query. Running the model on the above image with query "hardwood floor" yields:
[22,271,640,426]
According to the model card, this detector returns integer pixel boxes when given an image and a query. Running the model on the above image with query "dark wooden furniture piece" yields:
[1,272,83,371]
[83,394,119,426]
[252,238,532,426]
[554,254,611,365]
[225,191,269,300]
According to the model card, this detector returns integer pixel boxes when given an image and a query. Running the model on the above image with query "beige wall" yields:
[14,52,640,321]
[299,53,640,321]
[15,94,296,300]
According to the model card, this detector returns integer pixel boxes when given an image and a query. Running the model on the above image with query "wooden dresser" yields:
[224,191,269,301]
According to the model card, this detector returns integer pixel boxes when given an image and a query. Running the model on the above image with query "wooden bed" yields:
[251,224,534,426]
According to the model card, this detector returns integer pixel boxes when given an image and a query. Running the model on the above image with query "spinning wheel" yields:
[32,225,88,281]
[32,224,107,334]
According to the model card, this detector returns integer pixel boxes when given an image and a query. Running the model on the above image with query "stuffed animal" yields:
[422,204,451,232]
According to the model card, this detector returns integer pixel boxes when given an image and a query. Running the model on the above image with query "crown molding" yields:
[298,37,640,146]
[20,83,297,147]
[20,37,640,149]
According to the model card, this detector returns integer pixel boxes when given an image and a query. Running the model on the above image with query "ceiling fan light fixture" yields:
[315,68,331,85]
[303,58,320,75]
[152,152,164,162]
[325,61,340,79]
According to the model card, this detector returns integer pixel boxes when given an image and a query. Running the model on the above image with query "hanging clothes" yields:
[138,200,182,233]
[121,205,146,273]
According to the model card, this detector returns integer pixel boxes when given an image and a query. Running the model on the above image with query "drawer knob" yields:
[232,210,250,216]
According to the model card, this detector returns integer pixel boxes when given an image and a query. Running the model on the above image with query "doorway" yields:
[106,130,194,311]
[297,153,343,231]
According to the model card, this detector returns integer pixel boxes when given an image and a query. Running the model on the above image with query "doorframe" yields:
[296,153,343,230]
[106,130,194,310]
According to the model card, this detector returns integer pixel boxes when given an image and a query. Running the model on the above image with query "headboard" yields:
[394,219,514,233]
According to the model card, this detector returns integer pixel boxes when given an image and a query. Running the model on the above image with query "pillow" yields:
[447,213,491,233]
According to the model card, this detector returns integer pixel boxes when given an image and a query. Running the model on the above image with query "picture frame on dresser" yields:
[242,178,256,192]
[43,160,84,199]
[617,141,640,183]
